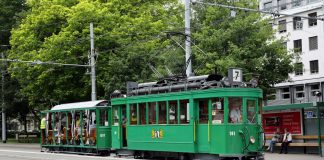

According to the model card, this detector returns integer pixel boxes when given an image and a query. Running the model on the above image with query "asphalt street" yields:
[0,143,323,160]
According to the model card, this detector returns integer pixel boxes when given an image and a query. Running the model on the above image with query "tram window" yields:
[199,100,209,124]
[168,101,178,124]
[228,97,242,123]
[148,102,157,124]
[258,98,262,114]
[47,113,52,130]
[158,102,167,124]
[247,100,257,123]
[180,99,189,124]
[130,104,137,125]
[113,107,119,126]
[211,98,224,124]
[139,103,146,125]
[100,109,109,126]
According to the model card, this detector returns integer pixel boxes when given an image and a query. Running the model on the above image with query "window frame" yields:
[278,19,287,33]
[294,62,303,76]
[293,39,302,53]
[309,36,318,51]
[308,12,317,27]
[281,87,290,99]
[310,60,319,74]
[293,17,303,30]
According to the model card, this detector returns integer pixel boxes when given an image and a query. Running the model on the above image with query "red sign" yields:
[262,111,302,134]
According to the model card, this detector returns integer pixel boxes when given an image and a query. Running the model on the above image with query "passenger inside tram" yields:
[229,98,242,123]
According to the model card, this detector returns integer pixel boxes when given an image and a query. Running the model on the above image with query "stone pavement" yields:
[264,153,323,160]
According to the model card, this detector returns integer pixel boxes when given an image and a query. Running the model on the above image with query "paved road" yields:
[0,143,134,160]
[0,143,322,160]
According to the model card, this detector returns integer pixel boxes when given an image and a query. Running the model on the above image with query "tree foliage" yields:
[0,0,30,126]
[191,0,294,97]
[8,0,294,112]
[9,0,183,109]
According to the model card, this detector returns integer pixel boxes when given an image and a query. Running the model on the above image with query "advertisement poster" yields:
[262,111,302,134]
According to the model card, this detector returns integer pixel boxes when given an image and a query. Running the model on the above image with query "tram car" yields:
[110,68,264,160]
[40,68,264,160]
[40,100,111,155]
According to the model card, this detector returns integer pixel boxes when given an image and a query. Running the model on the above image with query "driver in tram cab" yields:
[230,100,242,123]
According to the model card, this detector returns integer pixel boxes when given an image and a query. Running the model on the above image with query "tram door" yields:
[196,99,211,152]
[111,105,127,149]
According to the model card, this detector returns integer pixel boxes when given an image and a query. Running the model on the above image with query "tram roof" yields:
[51,100,108,111]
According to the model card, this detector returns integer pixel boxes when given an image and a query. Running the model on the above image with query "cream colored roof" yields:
[51,100,108,111]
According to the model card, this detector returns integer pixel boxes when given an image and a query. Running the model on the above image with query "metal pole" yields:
[90,23,96,101]
[317,104,322,157]
[185,0,192,77]
[1,52,6,143]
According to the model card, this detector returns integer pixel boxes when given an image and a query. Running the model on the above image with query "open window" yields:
[180,100,189,124]
[158,102,167,124]
[168,101,178,124]
[228,97,243,123]
[130,104,137,125]
[211,98,224,124]
[148,102,157,124]
[139,103,146,125]
[199,100,209,124]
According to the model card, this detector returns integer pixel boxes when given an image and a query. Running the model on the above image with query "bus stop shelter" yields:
[263,102,323,157]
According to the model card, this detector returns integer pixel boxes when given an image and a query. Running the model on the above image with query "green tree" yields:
[191,0,294,97]
[9,0,183,109]
[0,0,31,131]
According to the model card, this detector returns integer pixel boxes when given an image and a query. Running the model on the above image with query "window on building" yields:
[309,36,318,50]
[278,0,287,10]
[293,17,303,30]
[308,12,317,26]
[294,62,303,76]
[282,41,287,50]
[292,0,302,7]
[211,98,224,124]
[263,2,272,11]
[266,88,277,101]
[281,87,290,99]
[148,102,156,124]
[168,101,178,124]
[311,84,319,90]
[294,39,302,52]
[278,20,287,33]
[295,86,305,98]
[310,60,319,74]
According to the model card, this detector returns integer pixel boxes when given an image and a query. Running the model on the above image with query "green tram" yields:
[40,68,264,159]
[110,69,264,160]
[40,100,112,155]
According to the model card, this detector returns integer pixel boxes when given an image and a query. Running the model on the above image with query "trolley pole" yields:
[1,52,6,143]
[185,0,192,77]
[90,23,96,101]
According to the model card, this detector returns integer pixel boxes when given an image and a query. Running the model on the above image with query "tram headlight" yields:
[250,136,256,144]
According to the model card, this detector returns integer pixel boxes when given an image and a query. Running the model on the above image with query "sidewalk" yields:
[264,153,323,160]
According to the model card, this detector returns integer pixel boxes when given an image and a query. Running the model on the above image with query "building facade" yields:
[259,0,324,106]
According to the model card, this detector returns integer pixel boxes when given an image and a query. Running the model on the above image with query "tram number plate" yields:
[229,131,236,136]
[100,134,106,138]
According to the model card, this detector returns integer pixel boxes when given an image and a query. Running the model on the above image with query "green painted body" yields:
[40,105,112,151]
[111,88,264,156]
